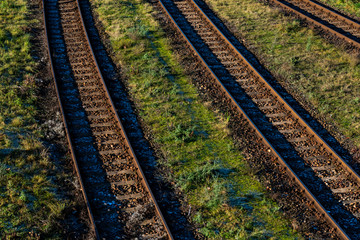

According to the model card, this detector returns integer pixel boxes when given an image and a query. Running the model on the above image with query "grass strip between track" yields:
[0,0,69,238]
[205,0,360,147]
[90,0,303,238]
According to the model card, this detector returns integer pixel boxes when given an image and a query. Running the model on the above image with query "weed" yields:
[169,84,179,96]
[349,53,360,67]
[290,56,300,67]
[178,161,220,190]
[11,117,23,127]
[286,20,301,33]
[354,97,360,104]
[166,124,198,144]
[306,36,312,51]
[21,137,41,151]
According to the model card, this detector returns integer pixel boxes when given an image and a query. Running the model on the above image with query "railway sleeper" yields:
[331,187,356,194]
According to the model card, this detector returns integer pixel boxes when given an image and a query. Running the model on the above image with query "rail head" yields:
[158,0,351,239]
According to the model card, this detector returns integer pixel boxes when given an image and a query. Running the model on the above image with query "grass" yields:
[90,0,303,238]
[0,0,68,238]
[205,0,360,147]
[318,0,360,17]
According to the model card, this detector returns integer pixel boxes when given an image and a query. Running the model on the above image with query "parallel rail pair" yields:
[269,0,360,48]
[42,0,172,239]
[158,0,360,239]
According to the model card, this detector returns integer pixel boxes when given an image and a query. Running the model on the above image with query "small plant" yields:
[354,97,360,104]
[11,117,23,127]
[306,36,312,51]
[178,161,220,191]
[19,190,27,202]
[290,56,300,67]
[169,84,179,96]
[21,137,41,151]
[349,53,360,67]
[317,0,360,18]
[193,212,203,223]
[286,20,300,33]
[166,124,198,143]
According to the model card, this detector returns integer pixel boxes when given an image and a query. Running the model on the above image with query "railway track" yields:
[268,0,360,48]
[42,0,173,238]
[158,0,360,238]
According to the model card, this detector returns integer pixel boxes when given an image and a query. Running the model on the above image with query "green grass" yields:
[205,0,360,147]
[0,0,67,238]
[318,0,360,17]
[90,0,303,238]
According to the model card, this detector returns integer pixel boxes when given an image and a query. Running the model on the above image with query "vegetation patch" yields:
[319,0,360,17]
[90,0,302,238]
[205,0,360,146]
[0,0,67,238]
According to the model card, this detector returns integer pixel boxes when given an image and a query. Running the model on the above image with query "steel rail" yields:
[42,0,100,238]
[269,0,360,48]
[43,0,173,238]
[158,0,356,238]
